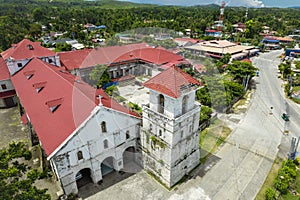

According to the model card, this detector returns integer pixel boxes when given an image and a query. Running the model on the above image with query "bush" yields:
[265,187,276,200]
[23,150,32,160]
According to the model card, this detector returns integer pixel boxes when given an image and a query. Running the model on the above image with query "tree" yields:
[90,64,111,88]
[0,142,50,200]
[226,61,257,84]
[278,62,291,79]
[200,105,213,122]
[265,188,276,200]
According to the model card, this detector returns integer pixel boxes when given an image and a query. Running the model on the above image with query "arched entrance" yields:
[122,146,141,173]
[101,156,115,177]
[75,168,93,188]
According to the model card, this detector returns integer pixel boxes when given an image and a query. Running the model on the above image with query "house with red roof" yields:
[141,65,202,188]
[59,43,186,85]
[1,39,61,76]
[11,57,141,195]
[0,57,16,107]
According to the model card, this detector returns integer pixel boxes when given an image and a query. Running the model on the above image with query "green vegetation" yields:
[278,62,292,79]
[199,119,231,163]
[90,64,111,88]
[200,105,213,122]
[150,135,166,149]
[0,0,300,51]
[0,142,50,200]
[128,101,142,114]
[257,159,300,200]
[256,158,282,200]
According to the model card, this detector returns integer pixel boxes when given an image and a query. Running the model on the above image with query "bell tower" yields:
[141,66,202,188]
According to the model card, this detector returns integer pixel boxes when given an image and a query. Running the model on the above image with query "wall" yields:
[0,79,14,92]
[51,105,141,195]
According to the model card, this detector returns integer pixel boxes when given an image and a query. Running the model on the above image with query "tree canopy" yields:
[0,142,50,200]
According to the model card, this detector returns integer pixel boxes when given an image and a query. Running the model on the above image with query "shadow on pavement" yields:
[78,161,142,199]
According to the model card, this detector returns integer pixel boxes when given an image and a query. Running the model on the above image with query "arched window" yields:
[77,151,83,160]
[126,131,130,139]
[182,95,188,114]
[104,139,108,149]
[159,130,162,137]
[101,121,107,133]
[158,94,164,114]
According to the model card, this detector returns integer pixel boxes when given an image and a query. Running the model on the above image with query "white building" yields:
[1,39,204,195]
[141,65,202,187]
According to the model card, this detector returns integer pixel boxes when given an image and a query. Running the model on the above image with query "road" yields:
[198,50,300,200]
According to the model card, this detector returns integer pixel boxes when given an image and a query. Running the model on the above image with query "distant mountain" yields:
[117,0,265,8]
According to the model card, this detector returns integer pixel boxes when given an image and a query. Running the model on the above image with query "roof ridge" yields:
[34,58,97,106]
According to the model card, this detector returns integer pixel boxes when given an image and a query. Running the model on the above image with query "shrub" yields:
[265,187,276,200]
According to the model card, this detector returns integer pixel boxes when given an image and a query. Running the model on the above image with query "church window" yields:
[101,121,107,133]
[77,151,83,160]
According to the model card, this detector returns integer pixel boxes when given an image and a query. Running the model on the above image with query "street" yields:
[198,50,300,199]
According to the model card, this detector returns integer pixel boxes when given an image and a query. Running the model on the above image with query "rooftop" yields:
[11,58,139,158]
[60,43,185,71]
[143,65,202,98]
[1,39,56,60]
[0,57,10,80]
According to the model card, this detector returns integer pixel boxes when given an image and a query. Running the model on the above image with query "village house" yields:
[0,57,16,108]
[0,38,203,195]
[184,40,258,60]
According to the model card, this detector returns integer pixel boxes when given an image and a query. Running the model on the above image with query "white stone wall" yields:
[149,89,197,119]
[6,58,31,75]
[142,88,201,188]
[0,79,14,92]
[40,56,61,67]
[51,105,141,195]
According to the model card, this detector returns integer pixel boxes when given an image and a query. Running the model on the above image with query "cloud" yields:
[118,0,265,7]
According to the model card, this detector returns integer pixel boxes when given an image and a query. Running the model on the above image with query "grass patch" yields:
[292,86,300,92]
[136,76,144,81]
[199,119,231,163]
[255,158,282,200]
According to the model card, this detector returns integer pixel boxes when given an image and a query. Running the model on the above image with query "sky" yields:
[118,0,300,8]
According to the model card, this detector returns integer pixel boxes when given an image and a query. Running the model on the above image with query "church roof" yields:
[11,58,139,158]
[143,65,201,98]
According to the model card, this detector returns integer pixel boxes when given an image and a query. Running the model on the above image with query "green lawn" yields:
[199,119,231,163]
[256,159,300,200]
[255,158,282,200]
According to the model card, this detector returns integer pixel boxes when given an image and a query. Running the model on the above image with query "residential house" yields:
[184,40,258,60]
[0,58,16,107]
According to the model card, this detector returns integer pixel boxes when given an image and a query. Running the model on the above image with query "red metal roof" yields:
[11,58,139,158]
[114,47,184,65]
[60,43,185,70]
[143,65,202,98]
[59,49,92,70]
[0,57,10,80]
[1,39,56,60]
[60,43,149,70]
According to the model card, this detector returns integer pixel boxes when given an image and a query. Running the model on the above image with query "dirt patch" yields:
[0,107,28,150]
